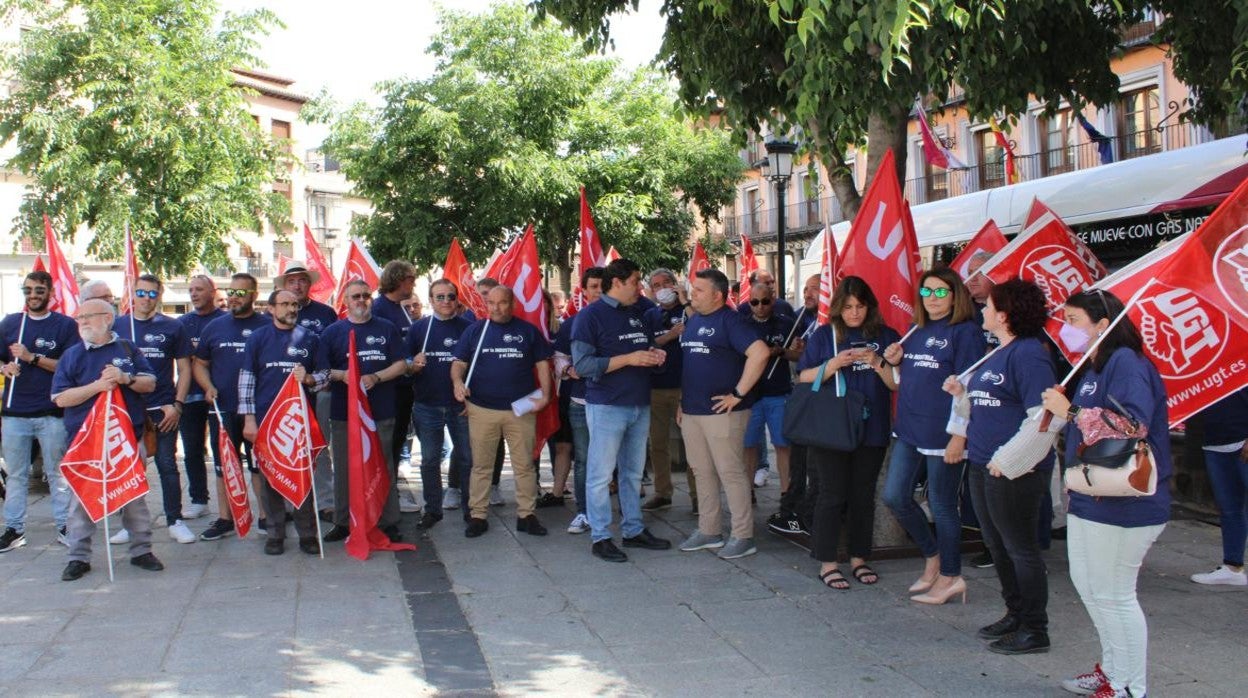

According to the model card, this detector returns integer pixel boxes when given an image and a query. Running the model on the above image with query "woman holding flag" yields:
[881,268,985,604]
[1041,289,1171,698]
[797,276,898,589]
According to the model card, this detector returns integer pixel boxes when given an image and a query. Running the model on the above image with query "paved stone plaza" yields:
[0,458,1244,696]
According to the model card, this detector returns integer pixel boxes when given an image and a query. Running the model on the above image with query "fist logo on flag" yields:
[1137,285,1228,379]
[1023,246,1090,308]
[1214,225,1248,316]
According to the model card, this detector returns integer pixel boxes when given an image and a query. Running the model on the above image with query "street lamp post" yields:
[764,138,797,300]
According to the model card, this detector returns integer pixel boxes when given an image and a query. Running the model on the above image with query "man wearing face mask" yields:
[642,268,697,512]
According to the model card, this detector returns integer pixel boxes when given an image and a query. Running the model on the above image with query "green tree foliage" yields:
[0,0,290,276]
[536,1,1240,218]
[309,3,744,286]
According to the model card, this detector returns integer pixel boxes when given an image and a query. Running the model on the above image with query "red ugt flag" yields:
[443,237,487,319]
[816,226,839,327]
[836,149,921,333]
[302,223,338,304]
[32,254,46,273]
[737,232,759,306]
[568,188,607,318]
[982,198,1104,363]
[333,238,382,318]
[951,220,1008,280]
[43,215,80,317]
[59,388,149,522]
[216,417,253,538]
[254,372,326,509]
[687,240,711,282]
[345,331,416,560]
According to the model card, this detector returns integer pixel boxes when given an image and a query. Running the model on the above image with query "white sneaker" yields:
[109,528,130,545]
[399,491,422,513]
[443,487,461,510]
[753,467,768,488]
[566,513,590,534]
[490,485,505,507]
[168,520,196,544]
[183,502,208,520]
[1190,564,1248,586]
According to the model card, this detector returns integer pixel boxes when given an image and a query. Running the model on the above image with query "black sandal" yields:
[852,564,879,585]
[819,568,850,590]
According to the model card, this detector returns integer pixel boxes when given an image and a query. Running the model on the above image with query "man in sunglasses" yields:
[176,275,227,523]
[112,274,195,546]
[316,279,409,544]
[744,284,802,499]
[193,273,270,541]
[0,271,80,553]
[736,269,795,318]
[408,279,475,528]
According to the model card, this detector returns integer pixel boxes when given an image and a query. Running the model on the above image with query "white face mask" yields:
[1059,323,1094,354]
[655,288,678,305]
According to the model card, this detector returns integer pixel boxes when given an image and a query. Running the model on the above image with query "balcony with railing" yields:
[904,121,1213,204]
[722,194,848,242]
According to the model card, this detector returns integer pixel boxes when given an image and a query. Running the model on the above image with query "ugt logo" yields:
[1214,224,1248,317]
[1023,246,1088,309]
[1137,285,1225,379]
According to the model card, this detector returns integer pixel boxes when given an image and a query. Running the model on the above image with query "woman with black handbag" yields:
[1041,289,1171,698]
[795,276,898,589]
[943,278,1056,654]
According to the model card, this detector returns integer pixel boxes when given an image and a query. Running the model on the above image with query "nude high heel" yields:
[909,573,938,594]
[911,576,967,605]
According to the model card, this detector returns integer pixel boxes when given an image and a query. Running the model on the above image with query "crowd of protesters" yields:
[0,249,1245,698]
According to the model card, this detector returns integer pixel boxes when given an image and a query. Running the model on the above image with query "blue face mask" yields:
[1059,323,1093,354]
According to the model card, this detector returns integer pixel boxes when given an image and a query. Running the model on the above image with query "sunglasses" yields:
[919,287,951,299]
[134,289,159,299]
[225,288,255,297]
[433,293,457,302]
[749,298,772,306]
[347,292,372,301]
[21,286,49,296]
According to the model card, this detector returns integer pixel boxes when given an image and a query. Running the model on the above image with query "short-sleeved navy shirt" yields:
[409,314,474,408]
[746,312,797,397]
[178,308,227,400]
[799,323,901,448]
[453,317,552,410]
[296,300,339,335]
[0,311,78,416]
[194,313,268,414]
[893,317,986,449]
[118,314,193,408]
[52,337,154,437]
[572,298,654,407]
[645,304,686,390]
[680,306,762,415]
[965,337,1055,468]
[242,323,319,420]
[317,316,406,421]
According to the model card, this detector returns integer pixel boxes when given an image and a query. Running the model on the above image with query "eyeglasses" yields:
[749,298,772,306]
[433,293,457,302]
[21,286,48,296]
[919,287,951,299]
[225,288,255,297]
[75,312,110,323]
[347,293,372,301]
[134,289,159,299]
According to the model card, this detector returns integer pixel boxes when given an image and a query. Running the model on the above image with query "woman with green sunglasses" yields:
[881,267,985,605]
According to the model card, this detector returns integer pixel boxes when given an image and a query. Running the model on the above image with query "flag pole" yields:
[765,306,806,380]
[5,311,27,408]
[464,320,489,388]
[125,222,136,343]
[297,373,324,559]
[101,389,115,583]
[419,315,434,354]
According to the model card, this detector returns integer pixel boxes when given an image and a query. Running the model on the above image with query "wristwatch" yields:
[730,387,745,399]
[31,353,44,367]
[1067,405,1081,421]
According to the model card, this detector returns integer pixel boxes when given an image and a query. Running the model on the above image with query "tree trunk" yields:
[815,105,910,225]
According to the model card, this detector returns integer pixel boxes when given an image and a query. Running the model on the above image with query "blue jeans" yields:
[585,403,650,542]
[2,415,70,531]
[412,401,472,518]
[882,438,963,576]
[744,394,789,447]
[150,410,183,524]
[569,401,589,516]
[1205,448,1248,567]
[178,400,211,505]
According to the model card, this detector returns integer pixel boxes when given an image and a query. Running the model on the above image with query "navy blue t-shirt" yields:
[680,306,763,415]
[242,323,319,420]
[1203,387,1248,446]
[894,317,986,450]
[572,298,654,407]
[296,300,338,335]
[1064,348,1172,528]
[747,312,796,397]
[118,314,193,409]
[795,307,818,339]
[195,313,268,414]
[799,324,901,448]
[0,311,78,416]
[52,337,153,437]
[966,337,1056,469]
[972,302,1002,351]
[552,317,585,401]
[409,314,474,408]
[178,308,227,400]
[372,294,413,341]
[453,317,552,410]
[645,304,686,390]
[317,316,406,421]
[634,295,657,313]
